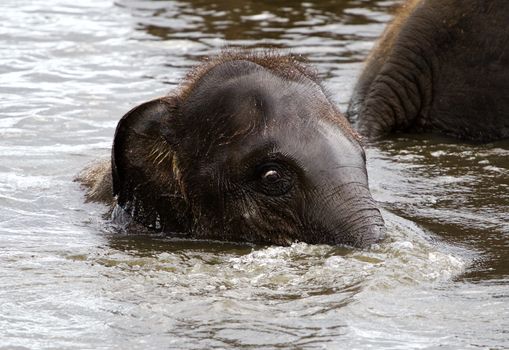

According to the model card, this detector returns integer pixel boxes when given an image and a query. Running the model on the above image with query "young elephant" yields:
[80,51,384,247]
[347,0,509,141]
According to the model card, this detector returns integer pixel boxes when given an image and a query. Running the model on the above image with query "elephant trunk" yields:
[308,169,385,248]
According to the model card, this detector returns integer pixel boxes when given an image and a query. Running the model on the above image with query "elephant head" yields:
[111,51,385,247]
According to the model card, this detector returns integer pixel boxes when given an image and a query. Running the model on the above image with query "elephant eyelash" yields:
[276,151,307,174]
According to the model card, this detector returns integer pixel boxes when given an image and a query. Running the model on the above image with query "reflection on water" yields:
[119,0,390,48]
[369,137,509,279]
[0,0,508,349]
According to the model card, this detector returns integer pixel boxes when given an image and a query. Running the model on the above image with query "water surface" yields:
[1,0,508,349]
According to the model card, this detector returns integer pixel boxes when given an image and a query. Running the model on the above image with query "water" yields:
[0,0,507,349]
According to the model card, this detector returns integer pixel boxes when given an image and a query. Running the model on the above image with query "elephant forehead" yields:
[229,75,330,124]
[180,69,346,164]
[211,117,364,173]
[267,119,364,167]
[186,71,330,129]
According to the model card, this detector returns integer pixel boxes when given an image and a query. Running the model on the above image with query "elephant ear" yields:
[111,97,189,233]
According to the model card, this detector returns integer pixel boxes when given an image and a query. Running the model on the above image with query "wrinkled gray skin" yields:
[79,52,385,248]
[348,0,509,141]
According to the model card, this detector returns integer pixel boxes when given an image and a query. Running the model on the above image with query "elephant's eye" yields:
[261,169,281,183]
[255,163,293,196]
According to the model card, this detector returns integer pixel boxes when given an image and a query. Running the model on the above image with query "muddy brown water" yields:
[0,0,507,349]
